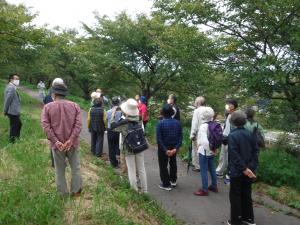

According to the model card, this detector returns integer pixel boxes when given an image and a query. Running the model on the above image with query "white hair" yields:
[52,78,64,86]
[200,107,215,122]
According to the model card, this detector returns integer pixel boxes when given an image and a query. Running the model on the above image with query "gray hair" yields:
[230,110,247,127]
[200,107,214,122]
[194,96,206,108]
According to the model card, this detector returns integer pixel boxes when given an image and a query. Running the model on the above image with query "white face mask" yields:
[12,79,20,86]
[225,104,230,111]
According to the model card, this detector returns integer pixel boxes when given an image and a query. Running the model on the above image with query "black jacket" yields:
[228,127,259,178]
[89,104,106,133]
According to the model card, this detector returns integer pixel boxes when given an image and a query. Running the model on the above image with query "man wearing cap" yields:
[43,78,65,167]
[106,97,122,168]
[41,83,82,197]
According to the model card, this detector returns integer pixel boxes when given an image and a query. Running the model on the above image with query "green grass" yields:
[0,82,181,225]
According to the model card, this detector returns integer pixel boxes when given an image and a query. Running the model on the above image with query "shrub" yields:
[258,148,300,191]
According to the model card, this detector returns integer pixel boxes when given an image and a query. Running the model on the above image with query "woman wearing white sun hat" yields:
[111,98,148,193]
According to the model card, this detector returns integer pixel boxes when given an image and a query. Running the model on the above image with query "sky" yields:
[8,0,153,30]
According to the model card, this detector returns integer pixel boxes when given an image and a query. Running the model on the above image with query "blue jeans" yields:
[199,154,217,192]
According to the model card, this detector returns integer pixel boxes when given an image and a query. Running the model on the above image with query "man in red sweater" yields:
[41,83,82,197]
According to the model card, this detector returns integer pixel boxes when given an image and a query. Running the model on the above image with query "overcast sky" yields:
[8,0,153,29]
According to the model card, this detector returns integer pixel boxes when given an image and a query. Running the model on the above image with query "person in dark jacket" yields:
[167,94,181,121]
[4,74,22,143]
[156,104,183,191]
[227,111,259,225]
[87,98,107,157]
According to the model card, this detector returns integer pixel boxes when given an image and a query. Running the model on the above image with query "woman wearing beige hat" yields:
[111,98,148,193]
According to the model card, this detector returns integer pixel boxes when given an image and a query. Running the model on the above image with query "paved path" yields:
[22,86,300,225]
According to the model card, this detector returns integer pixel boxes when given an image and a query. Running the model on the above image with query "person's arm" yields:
[190,110,199,139]
[41,106,59,144]
[175,123,183,151]
[156,122,168,152]
[69,104,82,143]
[111,119,127,133]
[87,109,91,130]
[249,136,260,172]
[3,86,15,114]
[228,135,247,173]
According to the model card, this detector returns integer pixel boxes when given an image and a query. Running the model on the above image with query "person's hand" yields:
[243,168,256,179]
[63,139,73,151]
[55,141,64,151]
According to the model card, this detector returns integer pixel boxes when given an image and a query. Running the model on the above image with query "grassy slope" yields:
[0,82,181,225]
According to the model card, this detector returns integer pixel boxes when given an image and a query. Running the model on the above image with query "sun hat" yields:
[52,84,68,96]
[52,78,64,86]
[120,98,139,116]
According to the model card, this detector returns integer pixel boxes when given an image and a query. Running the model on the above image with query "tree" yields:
[155,0,300,129]
[84,13,213,100]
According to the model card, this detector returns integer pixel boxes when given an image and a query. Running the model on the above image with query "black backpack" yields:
[124,122,148,154]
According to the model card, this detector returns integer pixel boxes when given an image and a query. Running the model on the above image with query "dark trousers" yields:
[158,150,177,187]
[230,175,254,224]
[8,114,22,143]
[107,129,120,167]
[91,131,104,157]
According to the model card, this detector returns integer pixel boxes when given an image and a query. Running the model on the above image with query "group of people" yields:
[189,97,262,225]
[3,74,264,225]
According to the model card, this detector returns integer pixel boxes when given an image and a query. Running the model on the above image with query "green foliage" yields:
[154,0,300,131]
[258,148,300,191]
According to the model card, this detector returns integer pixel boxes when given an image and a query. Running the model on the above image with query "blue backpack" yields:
[207,121,223,152]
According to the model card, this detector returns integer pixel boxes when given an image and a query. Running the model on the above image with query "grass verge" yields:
[0,82,181,225]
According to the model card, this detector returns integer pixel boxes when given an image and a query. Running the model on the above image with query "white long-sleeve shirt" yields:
[197,123,214,156]
[223,114,232,136]
[190,106,205,138]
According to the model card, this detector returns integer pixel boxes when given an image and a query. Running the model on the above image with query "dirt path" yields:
[21,86,300,225]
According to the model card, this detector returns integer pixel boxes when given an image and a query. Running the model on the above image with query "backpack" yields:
[207,121,223,152]
[124,122,148,154]
[253,123,265,148]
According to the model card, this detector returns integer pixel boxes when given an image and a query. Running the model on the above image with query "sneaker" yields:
[159,184,172,191]
[208,185,218,193]
[170,181,177,188]
[192,168,200,172]
[227,220,243,225]
[225,174,230,180]
[193,189,209,196]
[242,219,256,225]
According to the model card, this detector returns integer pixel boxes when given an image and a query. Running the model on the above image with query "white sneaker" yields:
[243,220,256,225]
[170,181,177,188]
[159,184,172,191]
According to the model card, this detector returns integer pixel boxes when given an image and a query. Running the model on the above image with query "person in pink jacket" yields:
[138,96,149,128]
